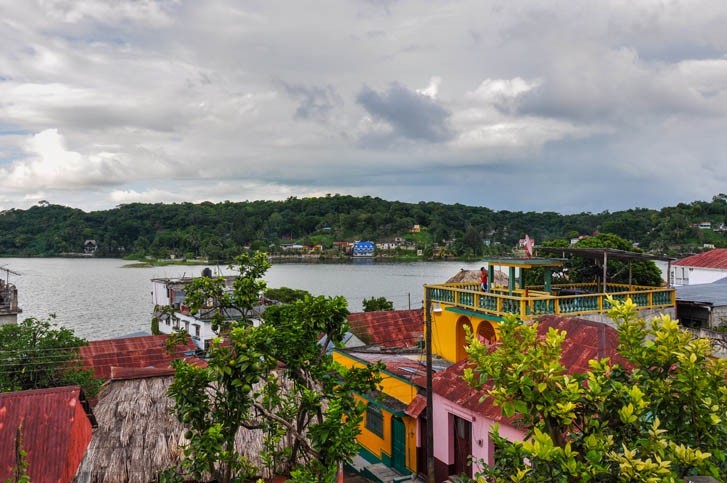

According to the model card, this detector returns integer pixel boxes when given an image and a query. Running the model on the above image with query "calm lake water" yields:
[0,258,484,340]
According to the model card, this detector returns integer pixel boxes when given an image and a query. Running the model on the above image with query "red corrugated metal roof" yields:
[432,317,624,422]
[673,249,727,269]
[80,334,199,379]
[0,386,93,482]
[348,309,423,348]
[346,351,427,380]
[405,394,427,418]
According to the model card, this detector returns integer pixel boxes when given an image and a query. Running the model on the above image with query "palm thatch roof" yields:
[445,269,510,285]
[73,368,270,483]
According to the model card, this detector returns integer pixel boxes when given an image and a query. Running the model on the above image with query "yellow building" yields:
[427,254,675,363]
[333,349,424,478]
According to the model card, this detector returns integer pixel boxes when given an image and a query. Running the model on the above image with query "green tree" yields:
[264,286,312,304]
[574,233,663,286]
[464,299,727,482]
[167,252,381,482]
[362,296,394,312]
[0,317,101,397]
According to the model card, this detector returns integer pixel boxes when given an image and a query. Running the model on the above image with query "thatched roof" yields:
[73,368,270,483]
[445,269,510,285]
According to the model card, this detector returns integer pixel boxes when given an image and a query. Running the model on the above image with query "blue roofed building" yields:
[353,241,375,257]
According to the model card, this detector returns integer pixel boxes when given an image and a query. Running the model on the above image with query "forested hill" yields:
[1,194,726,259]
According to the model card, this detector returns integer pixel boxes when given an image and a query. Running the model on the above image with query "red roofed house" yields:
[427,316,625,481]
[79,334,199,380]
[347,309,423,349]
[0,386,95,483]
[671,248,727,286]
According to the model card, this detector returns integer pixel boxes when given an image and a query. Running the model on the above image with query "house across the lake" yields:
[353,241,376,257]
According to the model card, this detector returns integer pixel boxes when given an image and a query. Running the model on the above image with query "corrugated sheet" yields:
[404,394,427,418]
[80,334,199,379]
[432,316,624,422]
[348,309,423,348]
[673,248,727,269]
[346,351,427,380]
[0,386,93,483]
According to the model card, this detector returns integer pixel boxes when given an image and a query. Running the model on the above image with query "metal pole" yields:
[602,251,608,293]
[408,292,411,310]
[425,289,435,483]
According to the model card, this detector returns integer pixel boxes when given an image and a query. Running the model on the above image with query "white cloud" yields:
[0,129,130,190]
[0,0,726,213]
[417,76,442,99]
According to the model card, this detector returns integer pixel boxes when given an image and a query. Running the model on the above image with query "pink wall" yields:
[431,393,525,475]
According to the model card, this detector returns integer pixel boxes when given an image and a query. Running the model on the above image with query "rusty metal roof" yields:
[347,309,423,349]
[673,248,727,269]
[432,317,624,421]
[404,394,427,418]
[0,386,93,482]
[535,316,627,372]
[344,350,427,381]
[80,334,199,379]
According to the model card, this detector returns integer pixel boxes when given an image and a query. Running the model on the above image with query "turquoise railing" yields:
[425,283,675,320]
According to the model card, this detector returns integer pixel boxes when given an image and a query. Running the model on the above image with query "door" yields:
[391,417,407,473]
[417,415,428,477]
[453,415,472,478]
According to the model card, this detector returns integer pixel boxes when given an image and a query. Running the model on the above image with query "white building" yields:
[151,272,271,351]
[671,249,727,286]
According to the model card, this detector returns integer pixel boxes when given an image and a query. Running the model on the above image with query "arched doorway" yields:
[455,316,473,362]
[476,320,496,345]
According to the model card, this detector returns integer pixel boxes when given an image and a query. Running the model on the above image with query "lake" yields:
[0,258,484,340]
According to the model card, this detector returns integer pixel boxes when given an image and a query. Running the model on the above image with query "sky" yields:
[1,0,726,214]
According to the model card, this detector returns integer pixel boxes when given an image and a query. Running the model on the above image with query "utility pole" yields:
[425,288,435,483]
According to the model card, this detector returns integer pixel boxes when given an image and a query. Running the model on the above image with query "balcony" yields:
[425,281,675,321]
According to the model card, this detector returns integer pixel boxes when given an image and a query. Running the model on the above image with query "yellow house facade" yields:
[333,350,422,476]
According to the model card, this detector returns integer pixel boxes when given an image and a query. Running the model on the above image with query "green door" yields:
[391,417,407,473]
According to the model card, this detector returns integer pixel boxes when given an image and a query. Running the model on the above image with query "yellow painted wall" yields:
[333,351,418,405]
[354,394,418,473]
[404,414,417,472]
[431,305,500,363]
[334,351,419,472]
[356,394,393,461]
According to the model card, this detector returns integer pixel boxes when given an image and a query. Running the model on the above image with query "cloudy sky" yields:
[1,0,726,214]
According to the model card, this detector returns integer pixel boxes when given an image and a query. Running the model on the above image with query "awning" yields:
[405,394,426,418]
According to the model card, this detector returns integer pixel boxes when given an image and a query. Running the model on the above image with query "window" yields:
[184,321,190,332]
[365,405,384,438]
[193,324,200,338]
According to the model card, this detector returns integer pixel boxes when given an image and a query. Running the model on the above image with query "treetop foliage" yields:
[2,193,726,259]
[0,317,101,397]
[362,296,394,312]
[465,299,727,482]
[166,252,382,482]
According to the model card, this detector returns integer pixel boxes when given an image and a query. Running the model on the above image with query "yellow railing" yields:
[425,283,675,321]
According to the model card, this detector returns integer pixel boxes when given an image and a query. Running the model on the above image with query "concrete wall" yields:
[671,266,727,286]
[432,392,525,479]
[577,307,676,327]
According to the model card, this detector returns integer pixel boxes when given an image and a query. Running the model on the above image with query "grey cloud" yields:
[282,82,343,121]
[356,83,454,146]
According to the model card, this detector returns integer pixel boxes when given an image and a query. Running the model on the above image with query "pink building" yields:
[428,316,624,481]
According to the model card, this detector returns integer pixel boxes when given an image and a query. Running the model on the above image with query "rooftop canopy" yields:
[535,247,674,289]
[482,257,566,269]
[536,247,674,262]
